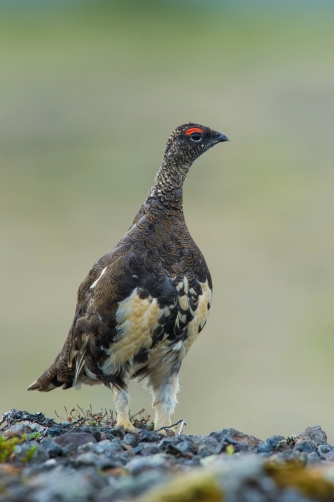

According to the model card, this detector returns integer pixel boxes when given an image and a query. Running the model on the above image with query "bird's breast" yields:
[97,276,212,376]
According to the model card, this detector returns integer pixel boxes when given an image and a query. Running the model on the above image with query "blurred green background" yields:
[1,0,334,440]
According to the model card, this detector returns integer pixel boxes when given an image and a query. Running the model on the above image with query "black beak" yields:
[217,133,230,143]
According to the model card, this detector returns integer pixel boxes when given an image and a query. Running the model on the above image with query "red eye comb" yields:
[185,127,204,135]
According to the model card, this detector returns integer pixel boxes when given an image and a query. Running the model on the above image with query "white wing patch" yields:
[90,267,107,289]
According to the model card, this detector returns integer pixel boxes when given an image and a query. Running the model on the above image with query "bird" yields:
[28,123,229,433]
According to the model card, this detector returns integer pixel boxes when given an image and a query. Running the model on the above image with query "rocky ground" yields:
[1,409,334,501]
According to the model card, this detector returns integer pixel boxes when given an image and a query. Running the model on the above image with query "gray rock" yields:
[298,425,327,446]
[108,426,125,438]
[194,435,219,458]
[257,435,285,453]
[198,445,216,458]
[41,438,63,458]
[125,453,170,475]
[318,444,334,461]
[42,458,58,470]
[104,470,168,500]
[158,434,190,451]
[4,424,33,438]
[75,452,115,469]
[43,427,62,437]
[53,432,96,450]
[210,428,262,449]
[134,443,161,456]
[306,451,321,465]
[123,433,138,447]
[193,435,219,449]
[78,438,124,455]
[27,466,106,502]
[215,435,249,454]
[138,430,163,443]
[295,440,318,454]
[165,440,196,457]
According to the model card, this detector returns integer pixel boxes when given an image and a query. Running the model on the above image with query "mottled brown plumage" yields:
[28,123,229,432]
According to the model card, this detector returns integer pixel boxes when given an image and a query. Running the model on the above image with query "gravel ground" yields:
[0,409,334,501]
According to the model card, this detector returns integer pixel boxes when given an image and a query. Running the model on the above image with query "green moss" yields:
[137,470,223,502]
[28,432,40,440]
[0,436,25,463]
[265,461,334,501]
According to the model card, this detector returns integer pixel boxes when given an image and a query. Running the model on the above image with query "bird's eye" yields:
[190,132,202,142]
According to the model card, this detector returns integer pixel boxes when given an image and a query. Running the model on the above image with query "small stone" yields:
[53,432,96,449]
[107,470,168,499]
[4,424,33,438]
[108,427,125,438]
[28,423,46,433]
[136,443,161,456]
[215,435,249,454]
[27,466,106,501]
[158,434,189,451]
[43,458,57,469]
[41,438,63,458]
[125,453,170,475]
[178,440,197,455]
[306,451,321,465]
[75,452,115,469]
[43,427,62,437]
[123,433,139,447]
[194,436,219,458]
[100,432,116,441]
[318,445,334,461]
[257,435,285,453]
[198,446,215,458]
[295,440,318,454]
[210,428,262,449]
[193,435,219,450]
[138,430,163,443]
[298,425,327,446]
[165,440,196,457]
[92,439,124,455]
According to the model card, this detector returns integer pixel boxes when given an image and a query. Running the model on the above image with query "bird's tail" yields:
[27,337,74,392]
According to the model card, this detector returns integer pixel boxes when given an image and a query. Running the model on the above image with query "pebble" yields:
[41,438,63,458]
[295,440,318,454]
[123,433,139,447]
[257,435,286,453]
[53,432,97,449]
[75,452,115,469]
[4,424,33,438]
[299,425,327,446]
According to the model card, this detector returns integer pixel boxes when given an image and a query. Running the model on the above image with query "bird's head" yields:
[163,123,229,166]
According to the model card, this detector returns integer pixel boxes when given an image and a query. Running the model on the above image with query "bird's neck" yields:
[151,156,192,208]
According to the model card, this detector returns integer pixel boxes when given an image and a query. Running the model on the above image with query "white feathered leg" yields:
[112,386,138,433]
[147,373,180,432]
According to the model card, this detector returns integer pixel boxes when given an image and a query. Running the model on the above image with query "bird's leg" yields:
[112,386,138,433]
[148,373,180,433]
